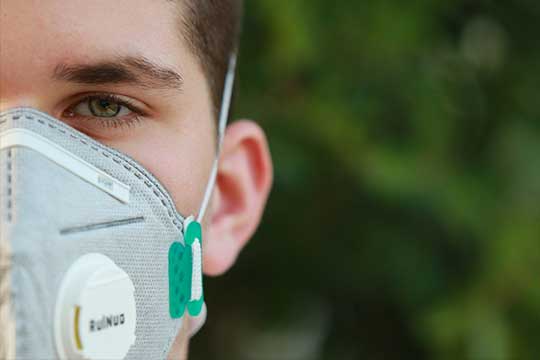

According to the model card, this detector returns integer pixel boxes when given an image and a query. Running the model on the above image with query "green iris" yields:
[89,98,121,117]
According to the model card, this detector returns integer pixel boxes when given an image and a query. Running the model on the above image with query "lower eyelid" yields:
[88,114,142,127]
[60,113,144,136]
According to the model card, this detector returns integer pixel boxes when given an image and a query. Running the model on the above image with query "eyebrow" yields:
[53,56,183,90]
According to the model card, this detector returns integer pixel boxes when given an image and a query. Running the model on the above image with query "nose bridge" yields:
[0,61,50,112]
[0,53,47,112]
[0,1,42,111]
[0,59,46,112]
[0,40,49,113]
[0,98,44,113]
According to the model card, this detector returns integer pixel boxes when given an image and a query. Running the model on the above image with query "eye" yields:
[71,95,134,118]
[62,93,148,138]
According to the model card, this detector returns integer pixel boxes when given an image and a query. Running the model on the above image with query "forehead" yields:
[0,0,186,84]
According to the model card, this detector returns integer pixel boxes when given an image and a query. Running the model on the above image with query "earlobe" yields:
[203,120,273,276]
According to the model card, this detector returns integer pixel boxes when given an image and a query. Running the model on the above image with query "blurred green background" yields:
[192,1,540,359]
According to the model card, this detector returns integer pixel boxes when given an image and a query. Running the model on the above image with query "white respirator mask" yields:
[0,54,237,360]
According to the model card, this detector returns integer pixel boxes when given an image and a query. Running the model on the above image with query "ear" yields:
[203,120,273,276]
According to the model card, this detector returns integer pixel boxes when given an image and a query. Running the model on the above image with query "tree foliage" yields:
[193,1,540,359]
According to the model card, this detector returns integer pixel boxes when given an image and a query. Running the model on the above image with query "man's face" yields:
[0,0,216,218]
[1,1,273,356]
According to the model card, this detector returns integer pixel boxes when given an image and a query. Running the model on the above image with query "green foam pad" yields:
[185,220,204,317]
[168,241,191,318]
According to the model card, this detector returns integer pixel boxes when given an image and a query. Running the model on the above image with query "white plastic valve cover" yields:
[54,253,137,360]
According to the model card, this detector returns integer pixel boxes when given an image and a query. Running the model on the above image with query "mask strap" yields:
[196,53,237,223]
[176,53,236,330]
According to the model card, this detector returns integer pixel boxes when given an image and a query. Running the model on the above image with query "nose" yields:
[0,48,52,114]
[0,58,57,114]
[0,98,47,113]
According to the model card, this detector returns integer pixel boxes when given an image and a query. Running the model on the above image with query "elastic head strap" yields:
[197,53,238,223]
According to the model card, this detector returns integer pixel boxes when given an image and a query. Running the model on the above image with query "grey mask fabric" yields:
[1,108,186,359]
[0,56,237,360]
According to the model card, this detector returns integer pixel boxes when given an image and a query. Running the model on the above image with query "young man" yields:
[0,0,272,359]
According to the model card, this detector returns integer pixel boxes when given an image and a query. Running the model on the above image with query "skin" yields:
[0,0,273,359]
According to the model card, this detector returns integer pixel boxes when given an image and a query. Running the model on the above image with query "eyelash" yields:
[65,93,147,129]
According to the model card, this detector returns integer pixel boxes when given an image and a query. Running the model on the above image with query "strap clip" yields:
[168,216,204,318]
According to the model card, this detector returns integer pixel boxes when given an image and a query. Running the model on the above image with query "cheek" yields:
[105,117,216,218]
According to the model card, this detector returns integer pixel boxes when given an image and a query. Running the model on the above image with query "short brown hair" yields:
[178,0,243,115]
